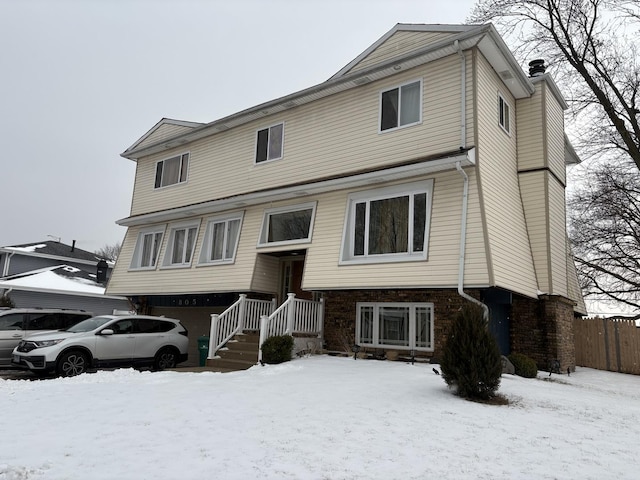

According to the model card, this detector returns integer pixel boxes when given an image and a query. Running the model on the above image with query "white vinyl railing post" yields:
[237,294,247,333]
[208,314,220,359]
[258,314,269,364]
[285,293,296,335]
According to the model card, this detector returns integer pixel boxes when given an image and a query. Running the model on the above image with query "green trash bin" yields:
[197,336,210,367]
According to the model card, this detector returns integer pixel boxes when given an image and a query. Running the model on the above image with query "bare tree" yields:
[95,242,122,262]
[568,160,640,310]
[470,0,640,170]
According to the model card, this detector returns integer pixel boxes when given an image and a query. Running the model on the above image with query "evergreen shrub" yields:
[261,335,294,364]
[440,303,502,400]
[508,353,538,378]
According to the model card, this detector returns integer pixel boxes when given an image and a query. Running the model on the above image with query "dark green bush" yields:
[440,304,502,400]
[508,353,538,378]
[261,335,294,364]
[0,293,15,308]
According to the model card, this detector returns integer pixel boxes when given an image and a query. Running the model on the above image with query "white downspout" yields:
[456,162,489,321]
[2,251,15,277]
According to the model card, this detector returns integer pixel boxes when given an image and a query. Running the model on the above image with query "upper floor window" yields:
[380,80,422,132]
[162,221,199,268]
[198,213,243,265]
[258,202,316,247]
[130,227,165,270]
[498,94,511,134]
[155,153,189,188]
[340,180,433,264]
[256,123,284,163]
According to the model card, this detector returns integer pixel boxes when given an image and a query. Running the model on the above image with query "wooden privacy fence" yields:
[574,318,640,375]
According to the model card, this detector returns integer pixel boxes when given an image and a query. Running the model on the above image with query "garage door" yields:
[151,306,226,367]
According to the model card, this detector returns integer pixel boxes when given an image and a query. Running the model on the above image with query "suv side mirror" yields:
[99,329,114,336]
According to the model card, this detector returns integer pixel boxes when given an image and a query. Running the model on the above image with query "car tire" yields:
[57,350,89,377]
[154,347,178,371]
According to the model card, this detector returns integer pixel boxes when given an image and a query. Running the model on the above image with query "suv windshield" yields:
[67,316,112,333]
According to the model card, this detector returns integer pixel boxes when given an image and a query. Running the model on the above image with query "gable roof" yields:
[0,241,102,264]
[123,118,205,158]
[121,23,535,161]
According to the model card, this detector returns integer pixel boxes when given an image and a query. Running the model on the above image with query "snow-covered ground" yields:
[1,356,639,480]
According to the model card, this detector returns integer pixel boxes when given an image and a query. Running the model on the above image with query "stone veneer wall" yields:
[321,289,480,360]
[511,294,576,372]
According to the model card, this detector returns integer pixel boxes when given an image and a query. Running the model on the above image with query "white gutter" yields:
[454,40,466,149]
[1,251,15,277]
[455,162,489,321]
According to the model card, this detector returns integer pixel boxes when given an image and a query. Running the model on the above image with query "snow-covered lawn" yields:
[1,356,639,480]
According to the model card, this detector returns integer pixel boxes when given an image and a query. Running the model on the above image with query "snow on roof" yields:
[3,243,47,253]
[0,265,105,295]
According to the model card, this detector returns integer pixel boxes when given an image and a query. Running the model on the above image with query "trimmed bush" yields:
[440,303,502,400]
[508,353,538,378]
[0,293,15,308]
[261,335,294,364]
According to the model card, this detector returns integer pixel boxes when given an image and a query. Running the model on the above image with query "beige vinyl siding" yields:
[250,254,279,294]
[303,169,489,290]
[349,31,457,74]
[516,88,545,171]
[475,53,539,298]
[129,54,473,217]
[136,124,197,150]
[548,177,568,296]
[545,87,567,184]
[519,171,549,292]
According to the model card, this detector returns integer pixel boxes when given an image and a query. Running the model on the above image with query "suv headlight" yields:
[33,339,65,348]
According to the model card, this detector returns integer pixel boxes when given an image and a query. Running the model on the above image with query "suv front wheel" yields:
[57,350,89,377]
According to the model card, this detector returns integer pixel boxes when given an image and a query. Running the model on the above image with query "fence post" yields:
[258,314,269,364]
[208,314,220,360]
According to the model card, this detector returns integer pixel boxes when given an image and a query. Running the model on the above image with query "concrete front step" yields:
[206,356,256,371]
[205,332,261,371]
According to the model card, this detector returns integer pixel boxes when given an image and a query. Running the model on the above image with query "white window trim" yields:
[255,122,285,164]
[356,302,435,352]
[339,180,433,265]
[498,93,511,135]
[257,201,317,247]
[154,152,190,189]
[197,212,244,266]
[378,78,423,133]
[161,220,201,269]
[130,225,166,271]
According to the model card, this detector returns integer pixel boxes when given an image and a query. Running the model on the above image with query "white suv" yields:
[11,315,188,376]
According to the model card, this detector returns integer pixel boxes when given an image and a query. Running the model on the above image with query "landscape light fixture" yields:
[351,344,361,360]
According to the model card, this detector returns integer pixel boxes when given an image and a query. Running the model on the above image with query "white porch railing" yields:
[207,294,276,359]
[258,293,324,363]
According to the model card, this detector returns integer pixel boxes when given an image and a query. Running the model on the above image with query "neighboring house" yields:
[0,241,131,315]
[106,23,587,371]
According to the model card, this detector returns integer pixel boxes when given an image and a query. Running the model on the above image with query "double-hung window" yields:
[255,123,284,163]
[357,302,434,351]
[498,94,511,134]
[198,213,243,265]
[380,79,422,131]
[130,227,165,270]
[155,153,189,188]
[162,222,199,267]
[340,180,433,264]
[258,202,316,246]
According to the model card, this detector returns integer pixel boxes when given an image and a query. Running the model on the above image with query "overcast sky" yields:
[1,0,477,253]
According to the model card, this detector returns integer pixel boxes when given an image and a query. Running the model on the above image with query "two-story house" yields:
[106,23,586,370]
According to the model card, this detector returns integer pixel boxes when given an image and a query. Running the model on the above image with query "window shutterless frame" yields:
[498,93,511,135]
[198,212,244,265]
[154,152,190,189]
[379,79,422,132]
[257,202,317,247]
[355,302,434,351]
[255,122,284,164]
[130,226,166,270]
[339,180,433,264]
[161,220,200,268]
